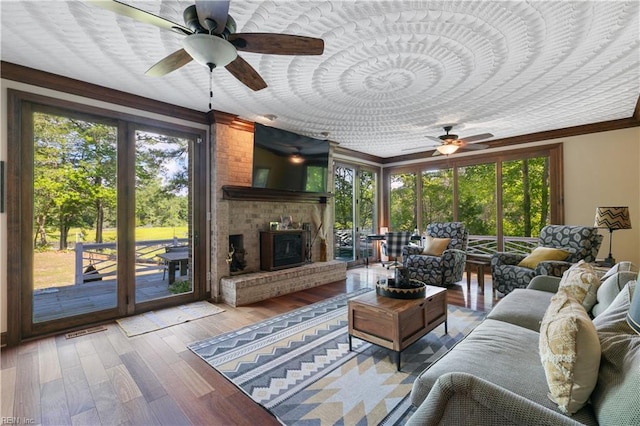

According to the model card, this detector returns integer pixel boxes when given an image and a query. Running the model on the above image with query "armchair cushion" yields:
[518,246,570,269]
[422,236,451,256]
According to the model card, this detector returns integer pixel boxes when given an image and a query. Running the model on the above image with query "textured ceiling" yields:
[2,1,639,158]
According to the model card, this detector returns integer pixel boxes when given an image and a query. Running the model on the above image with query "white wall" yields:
[562,127,640,265]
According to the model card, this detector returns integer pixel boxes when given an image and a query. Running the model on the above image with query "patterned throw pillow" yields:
[518,246,570,269]
[421,235,450,256]
[539,288,601,415]
[558,260,601,312]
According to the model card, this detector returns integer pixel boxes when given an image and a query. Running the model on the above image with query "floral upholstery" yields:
[402,222,468,287]
[491,225,603,296]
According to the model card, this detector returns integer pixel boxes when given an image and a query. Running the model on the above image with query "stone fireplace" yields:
[209,116,339,304]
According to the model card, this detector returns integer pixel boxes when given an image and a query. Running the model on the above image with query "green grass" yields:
[33,226,188,289]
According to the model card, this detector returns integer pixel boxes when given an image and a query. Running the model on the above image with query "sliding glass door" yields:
[334,163,377,263]
[8,92,207,340]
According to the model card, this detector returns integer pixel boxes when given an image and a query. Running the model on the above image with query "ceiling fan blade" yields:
[458,133,493,143]
[87,0,191,35]
[195,0,229,34]
[225,56,267,91]
[425,135,442,143]
[228,33,324,55]
[145,49,193,77]
[459,143,489,151]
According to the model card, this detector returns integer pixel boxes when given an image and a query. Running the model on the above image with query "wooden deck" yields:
[33,272,179,323]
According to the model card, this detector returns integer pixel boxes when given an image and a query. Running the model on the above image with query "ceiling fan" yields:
[89,0,324,95]
[427,126,493,156]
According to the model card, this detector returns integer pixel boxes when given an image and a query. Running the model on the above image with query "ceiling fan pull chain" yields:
[209,65,213,110]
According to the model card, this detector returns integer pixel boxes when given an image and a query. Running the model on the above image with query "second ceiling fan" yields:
[428,126,493,156]
[90,0,325,92]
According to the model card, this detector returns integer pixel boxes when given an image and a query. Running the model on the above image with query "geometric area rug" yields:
[188,289,486,425]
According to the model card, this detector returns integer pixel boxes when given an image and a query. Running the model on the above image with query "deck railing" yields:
[74,237,189,284]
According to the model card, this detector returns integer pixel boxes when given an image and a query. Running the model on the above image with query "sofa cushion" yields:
[592,271,638,317]
[591,280,640,426]
[518,246,570,269]
[486,288,554,332]
[558,261,601,311]
[539,289,601,415]
[422,235,450,256]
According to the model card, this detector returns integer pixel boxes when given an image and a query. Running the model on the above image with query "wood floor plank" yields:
[13,351,40,424]
[61,365,96,417]
[74,337,97,358]
[1,346,18,370]
[119,352,167,403]
[90,380,130,425]
[106,364,143,404]
[79,353,109,387]
[38,337,62,384]
[40,378,71,425]
[57,341,81,371]
[148,394,190,426]
[91,332,123,370]
[0,366,17,418]
[123,396,161,426]
[170,359,214,398]
[106,326,135,356]
[160,334,187,355]
[71,407,101,426]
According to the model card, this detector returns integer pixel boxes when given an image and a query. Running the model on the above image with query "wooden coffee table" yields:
[348,285,447,371]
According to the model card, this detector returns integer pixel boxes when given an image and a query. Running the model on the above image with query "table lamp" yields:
[594,206,632,267]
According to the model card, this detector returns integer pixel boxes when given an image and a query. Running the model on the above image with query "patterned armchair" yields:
[401,222,469,287]
[491,225,603,296]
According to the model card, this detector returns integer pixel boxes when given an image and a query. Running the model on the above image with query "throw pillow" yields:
[599,261,639,282]
[422,235,451,256]
[592,271,639,317]
[539,288,601,415]
[591,280,640,426]
[557,260,601,311]
[518,246,570,269]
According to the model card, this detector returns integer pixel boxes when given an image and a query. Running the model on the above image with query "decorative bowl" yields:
[376,279,426,299]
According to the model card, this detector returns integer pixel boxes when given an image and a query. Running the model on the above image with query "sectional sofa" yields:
[407,262,640,425]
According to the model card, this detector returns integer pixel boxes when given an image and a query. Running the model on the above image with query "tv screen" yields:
[253,123,329,192]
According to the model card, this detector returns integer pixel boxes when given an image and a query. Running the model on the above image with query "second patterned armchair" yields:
[491,225,603,296]
[402,222,469,287]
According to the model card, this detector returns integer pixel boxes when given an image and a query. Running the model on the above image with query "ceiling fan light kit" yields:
[436,144,460,155]
[182,34,237,69]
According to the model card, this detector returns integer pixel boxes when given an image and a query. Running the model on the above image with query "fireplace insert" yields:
[260,230,306,271]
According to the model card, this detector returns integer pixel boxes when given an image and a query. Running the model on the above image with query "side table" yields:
[466,254,493,298]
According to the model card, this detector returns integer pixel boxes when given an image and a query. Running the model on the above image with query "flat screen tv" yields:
[253,123,329,193]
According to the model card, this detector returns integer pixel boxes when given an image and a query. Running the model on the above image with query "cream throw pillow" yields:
[558,260,601,312]
[539,289,601,415]
[422,235,451,256]
[518,246,570,269]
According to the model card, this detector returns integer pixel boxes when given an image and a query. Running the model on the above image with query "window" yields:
[386,145,562,254]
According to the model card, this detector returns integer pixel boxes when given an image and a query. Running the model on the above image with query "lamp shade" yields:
[627,283,640,334]
[594,206,632,230]
[436,144,459,155]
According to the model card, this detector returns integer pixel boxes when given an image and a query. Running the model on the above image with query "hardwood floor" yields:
[1,265,496,425]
